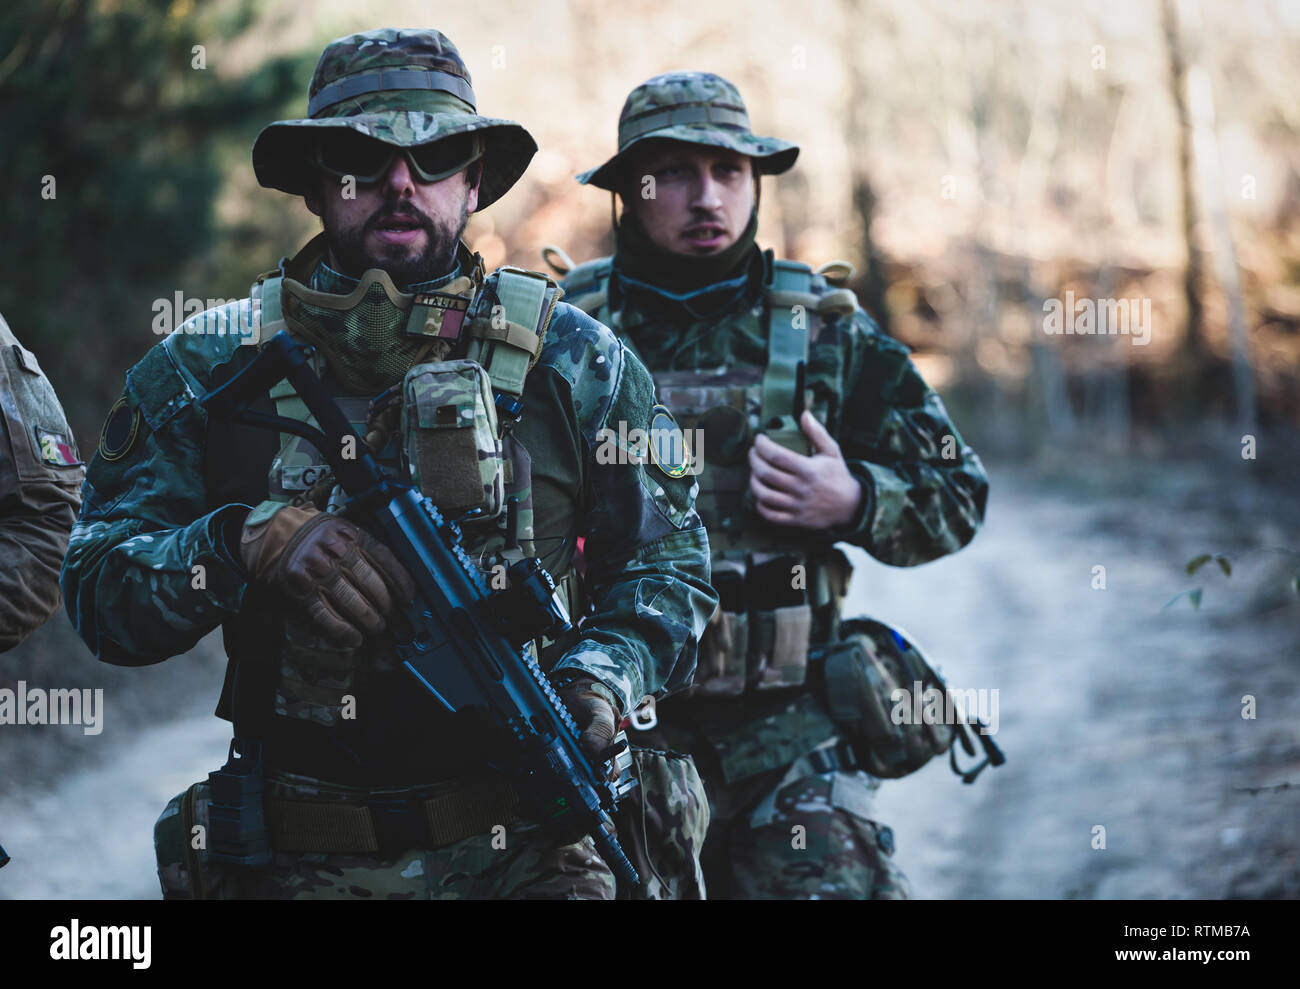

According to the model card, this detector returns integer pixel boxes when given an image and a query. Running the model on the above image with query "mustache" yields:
[366,205,432,232]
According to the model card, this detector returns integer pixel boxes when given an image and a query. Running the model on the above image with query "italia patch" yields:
[99,397,142,462]
[648,404,691,478]
[35,425,80,467]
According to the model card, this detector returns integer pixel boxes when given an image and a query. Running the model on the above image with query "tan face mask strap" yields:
[283,267,414,314]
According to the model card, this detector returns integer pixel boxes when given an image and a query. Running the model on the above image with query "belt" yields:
[266,778,525,855]
[804,740,861,775]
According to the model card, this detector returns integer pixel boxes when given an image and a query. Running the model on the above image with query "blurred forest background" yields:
[2,0,1299,459]
[1,0,1298,900]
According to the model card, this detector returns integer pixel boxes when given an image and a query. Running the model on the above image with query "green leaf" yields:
[1186,554,1212,575]
[1215,555,1232,577]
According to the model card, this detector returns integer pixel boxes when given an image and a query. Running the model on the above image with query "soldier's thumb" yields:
[801,410,839,455]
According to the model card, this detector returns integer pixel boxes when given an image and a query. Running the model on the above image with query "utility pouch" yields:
[693,560,748,698]
[206,739,272,867]
[747,554,810,691]
[401,359,505,522]
[818,619,954,779]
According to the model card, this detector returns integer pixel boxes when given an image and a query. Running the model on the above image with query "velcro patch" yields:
[413,293,470,340]
[35,424,81,467]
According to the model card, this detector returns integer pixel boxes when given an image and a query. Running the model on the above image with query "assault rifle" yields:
[200,330,639,886]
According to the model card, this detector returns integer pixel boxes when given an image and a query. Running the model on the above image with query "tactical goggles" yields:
[311,130,485,185]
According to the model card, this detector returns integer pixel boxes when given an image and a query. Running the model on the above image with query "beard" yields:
[324,194,469,288]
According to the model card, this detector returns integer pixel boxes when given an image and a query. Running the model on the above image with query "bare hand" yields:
[748,411,864,529]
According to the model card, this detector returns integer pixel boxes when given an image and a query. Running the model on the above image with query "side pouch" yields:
[693,559,748,697]
[155,780,236,900]
[401,360,505,521]
[821,619,954,778]
[612,747,710,900]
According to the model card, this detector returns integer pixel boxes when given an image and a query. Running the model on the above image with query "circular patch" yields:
[99,397,141,462]
[648,405,691,478]
[876,824,896,856]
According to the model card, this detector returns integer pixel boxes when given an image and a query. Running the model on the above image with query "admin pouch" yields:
[400,359,505,522]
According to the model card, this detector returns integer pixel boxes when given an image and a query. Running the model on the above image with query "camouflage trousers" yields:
[154,776,615,900]
[613,746,710,900]
[699,751,911,900]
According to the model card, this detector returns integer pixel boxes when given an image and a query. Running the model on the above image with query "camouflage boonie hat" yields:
[576,71,798,190]
[253,28,537,209]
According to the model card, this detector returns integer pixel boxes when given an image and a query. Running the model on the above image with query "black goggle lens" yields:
[314,131,481,183]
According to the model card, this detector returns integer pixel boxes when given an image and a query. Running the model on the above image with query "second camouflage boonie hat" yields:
[576,71,799,190]
[253,28,537,209]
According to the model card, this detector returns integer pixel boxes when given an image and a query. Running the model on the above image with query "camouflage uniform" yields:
[0,312,83,652]
[564,73,989,899]
[62,30,716,900]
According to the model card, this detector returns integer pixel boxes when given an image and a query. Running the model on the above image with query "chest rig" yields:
[566,254,859,701]
[243,246,567,728]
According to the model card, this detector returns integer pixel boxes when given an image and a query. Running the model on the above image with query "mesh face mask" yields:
[281,267,474,394]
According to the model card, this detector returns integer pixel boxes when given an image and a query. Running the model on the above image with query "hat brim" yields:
[576,126,798,190]
[253,112,537,210]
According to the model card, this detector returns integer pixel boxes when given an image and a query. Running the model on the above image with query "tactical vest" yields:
[564,255,860,701]
[243,258,575,728]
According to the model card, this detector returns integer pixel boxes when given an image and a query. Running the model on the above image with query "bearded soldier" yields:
[558,72,989,899]
[60,30,715,900]
[0,312,83,652]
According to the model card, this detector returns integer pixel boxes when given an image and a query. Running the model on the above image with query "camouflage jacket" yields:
[562,249,989,572]
[0,312,83,651]
[60,255,716,784]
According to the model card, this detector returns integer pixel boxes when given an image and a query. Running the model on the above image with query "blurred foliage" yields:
[0,0,1297,456]
[0,0,314,437]
[1166,547,1300,609]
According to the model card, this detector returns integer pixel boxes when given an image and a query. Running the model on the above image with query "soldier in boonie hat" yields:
[559,69,990,902]
[66,28,718,901]
[576,72,798,190]
[254,27,536,209]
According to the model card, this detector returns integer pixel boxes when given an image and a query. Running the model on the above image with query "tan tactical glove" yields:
[557,676,622,761]
[240,505,416,648]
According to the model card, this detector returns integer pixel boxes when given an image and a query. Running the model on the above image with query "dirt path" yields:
[2,462,1296,899]
[0,710,230,899]
[859,464,1300,899]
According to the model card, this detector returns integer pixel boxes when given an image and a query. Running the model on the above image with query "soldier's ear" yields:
[303,182,323,218]
[612,191,632,231]
[464,160,482,213]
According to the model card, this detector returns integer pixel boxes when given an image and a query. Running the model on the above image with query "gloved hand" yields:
[240,505,416,648]
[557,675,621,761]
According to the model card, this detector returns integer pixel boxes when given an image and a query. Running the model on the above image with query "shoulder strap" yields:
[464,266,561,422]
[560,257,614,321]
[760,260,817,455]
[253,271,286,346]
